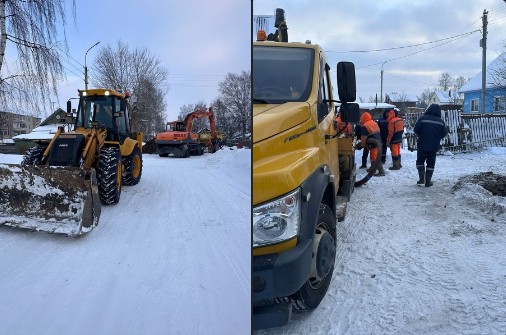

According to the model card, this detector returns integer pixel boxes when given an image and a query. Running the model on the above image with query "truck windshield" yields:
[253,46,314,103]
[76,96,114,129]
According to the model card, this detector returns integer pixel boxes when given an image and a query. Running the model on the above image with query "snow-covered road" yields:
[256,147,506,335]
[0,148,251,335]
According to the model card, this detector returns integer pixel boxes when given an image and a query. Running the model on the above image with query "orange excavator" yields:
[155,107,217,158]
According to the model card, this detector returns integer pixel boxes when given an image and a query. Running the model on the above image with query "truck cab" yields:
[252,37,358,329]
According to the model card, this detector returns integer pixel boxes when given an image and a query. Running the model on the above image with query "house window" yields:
[494,96,505,112]
[470,99,479,112]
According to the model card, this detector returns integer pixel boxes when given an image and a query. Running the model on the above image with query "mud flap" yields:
[0,164,101,236]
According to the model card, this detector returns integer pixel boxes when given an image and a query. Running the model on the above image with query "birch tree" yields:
[0,0,75,114]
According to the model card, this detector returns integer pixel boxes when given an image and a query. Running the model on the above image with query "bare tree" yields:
[417,88,432,108]
[176,101,210,132]
[454,76,468,92]
[92,40,169,135]
[489,53,506,91]
[212,98,233,138]
[438,72,454,91]
[133,77,166,139]
[0,0,76,115]
[218,71,251,139]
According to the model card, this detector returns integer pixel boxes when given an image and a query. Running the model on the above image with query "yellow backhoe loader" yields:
[0,89,143,236]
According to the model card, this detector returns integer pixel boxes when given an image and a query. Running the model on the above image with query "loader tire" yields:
[97,147,122,205]
[21,145,47,166]
[123,146,142,186]
[290,204,336,312]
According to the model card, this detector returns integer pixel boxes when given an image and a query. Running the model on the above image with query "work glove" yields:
[355,142,363,150]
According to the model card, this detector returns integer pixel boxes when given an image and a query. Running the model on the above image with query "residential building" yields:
[459,52,506,113]
[0,111,41,141]
[12,108,70,153]
[428,90,463,111]
[385,92,418,116]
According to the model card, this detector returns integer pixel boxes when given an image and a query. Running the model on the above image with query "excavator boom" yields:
[156,107,217,157]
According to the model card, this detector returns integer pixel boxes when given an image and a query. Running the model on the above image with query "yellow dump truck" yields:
[252,9,360,330]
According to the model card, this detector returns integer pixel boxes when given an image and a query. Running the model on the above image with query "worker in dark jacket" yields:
[377,109,389,164]
[386,109,405,170]
[354,123,369,168]
[358,112,385,176]
[414,104,447,187]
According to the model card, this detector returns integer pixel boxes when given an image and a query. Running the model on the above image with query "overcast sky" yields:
[51,0,250,121]
[253,0,506,102]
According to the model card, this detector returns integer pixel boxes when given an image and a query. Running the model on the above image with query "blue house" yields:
[459,52,506,113]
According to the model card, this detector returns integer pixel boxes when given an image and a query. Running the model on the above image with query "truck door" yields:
[317,55,339,176]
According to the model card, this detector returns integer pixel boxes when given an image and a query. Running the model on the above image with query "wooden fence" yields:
[404,110,506,152]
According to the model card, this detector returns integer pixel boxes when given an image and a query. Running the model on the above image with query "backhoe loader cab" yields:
[0,88,143,236]
[72,89,131,142]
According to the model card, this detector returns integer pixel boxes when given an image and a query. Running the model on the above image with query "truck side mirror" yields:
[336,62,357,103]
[340,103,360,123]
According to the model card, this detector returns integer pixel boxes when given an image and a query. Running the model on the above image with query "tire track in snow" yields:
[217,241,249,295]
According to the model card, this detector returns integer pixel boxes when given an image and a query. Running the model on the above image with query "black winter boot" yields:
[399,155,402,168]
[389,157,401,170]
[375,162,385,176]
[417,166,425,185]
[425,170,434,187]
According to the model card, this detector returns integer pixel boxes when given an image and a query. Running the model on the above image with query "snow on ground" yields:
[257,146,506,335]
[0,147,251,335]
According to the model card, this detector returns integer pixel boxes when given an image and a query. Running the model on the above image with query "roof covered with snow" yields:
[11,124,59,140]
[358,102,396,110]
[460,52,506,93]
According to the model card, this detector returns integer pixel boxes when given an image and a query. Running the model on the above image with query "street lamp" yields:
[380,61,386,103]
[84,41,100,90]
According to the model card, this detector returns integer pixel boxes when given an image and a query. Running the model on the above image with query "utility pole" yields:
[84,41,100,90]
[481,9,488,113]
[380,62,386,103]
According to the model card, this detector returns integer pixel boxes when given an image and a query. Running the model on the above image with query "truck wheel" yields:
[97,147,122,205]
[21,145,47,166]
[182,145,190,158]
[291,204,336,311]
[122,146,142,186]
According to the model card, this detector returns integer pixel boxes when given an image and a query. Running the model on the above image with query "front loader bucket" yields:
[0,164,101,236]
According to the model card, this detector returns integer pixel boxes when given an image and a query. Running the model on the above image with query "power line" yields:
[326,30,479,53]
[356,34,473,69]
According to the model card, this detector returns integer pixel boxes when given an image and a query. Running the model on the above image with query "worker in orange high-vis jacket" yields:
[336,113,353,135]
[357,111,385,176]
[386,109,405,170]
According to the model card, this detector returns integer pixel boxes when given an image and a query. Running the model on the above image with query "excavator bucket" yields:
[0,164,101,236]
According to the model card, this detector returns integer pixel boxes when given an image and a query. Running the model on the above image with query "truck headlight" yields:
[253,188,300,247]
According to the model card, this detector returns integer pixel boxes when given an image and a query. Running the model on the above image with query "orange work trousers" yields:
[390,143,401,157]
[369,147,378,162]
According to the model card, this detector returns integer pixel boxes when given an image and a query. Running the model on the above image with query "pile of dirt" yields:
[142,138,157,154]
[452,171,506,197]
